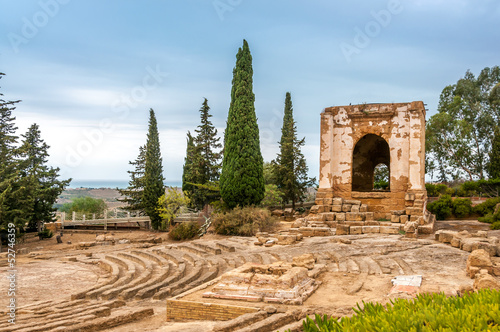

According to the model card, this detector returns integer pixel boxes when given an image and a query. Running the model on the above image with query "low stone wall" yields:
[166,299,259,321]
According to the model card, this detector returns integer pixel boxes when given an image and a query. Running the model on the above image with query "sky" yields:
[0,0,499,185]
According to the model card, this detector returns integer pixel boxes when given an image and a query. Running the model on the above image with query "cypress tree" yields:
[18,124,71,231]
[118,145,146,213]
[182,131,198,196]
[273,92,315,209]
[142,109,165,229]
[488,127,500,179]
[220,40,264,208]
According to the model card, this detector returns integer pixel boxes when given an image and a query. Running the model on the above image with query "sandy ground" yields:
[1,220,498,331]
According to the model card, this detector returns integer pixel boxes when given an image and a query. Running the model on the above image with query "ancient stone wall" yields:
[316,102,427,219]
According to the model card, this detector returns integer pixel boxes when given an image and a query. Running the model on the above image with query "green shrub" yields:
[168,221,199,241]
[491,221,500,230]
[260,184,281,208]
[212,206,277,236]
[451,197,472,218]
[38,229,53,239]
[473,197,500,216]
[425,183,449,197]
[427,195,452,220]
[285,290,500,332]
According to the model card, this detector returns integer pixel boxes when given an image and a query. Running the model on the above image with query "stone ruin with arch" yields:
[305,101,436,237]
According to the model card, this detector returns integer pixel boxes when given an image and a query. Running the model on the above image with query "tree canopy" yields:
[143,109,165,229]
[426,66,500,181]
[220,39,265,208]
[118,145,146,213]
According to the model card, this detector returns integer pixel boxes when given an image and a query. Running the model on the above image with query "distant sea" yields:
[68,180,182,189]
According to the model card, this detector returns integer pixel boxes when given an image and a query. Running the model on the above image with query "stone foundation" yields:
[202,260,321,305]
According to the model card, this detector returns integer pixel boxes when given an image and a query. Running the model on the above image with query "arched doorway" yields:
[352,134,390,192]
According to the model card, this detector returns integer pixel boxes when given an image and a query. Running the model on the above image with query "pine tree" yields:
[118,145,146,213]
[18,124,71,231]
[488,126,500,179]
[142,109,165,229]
[220,40,265,208]
[273,92,315,209]
[0,73,23,229]
[184,98,222,210]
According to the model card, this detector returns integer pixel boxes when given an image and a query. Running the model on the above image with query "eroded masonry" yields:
[307,102,435,237]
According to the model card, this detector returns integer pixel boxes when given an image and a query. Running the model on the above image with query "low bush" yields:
[38,229,53,239]
[212,206,277,236]
[451,197,472,218]
[427,195,453,220]
[473,197,500,216]
[491,221,500,230]
[168,221,199,241]
[286,290,500,332]
[425,183,449,197]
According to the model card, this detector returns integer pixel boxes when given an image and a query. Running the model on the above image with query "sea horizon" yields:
[68,179,182,189]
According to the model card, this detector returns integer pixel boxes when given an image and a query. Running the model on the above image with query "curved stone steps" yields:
[378,258,403,274]
[116,252,161,300]
[164,260,205,298]
[134,261,173,299]
[235,312,298,332]
[207,256,229,274]
[83,255,137,300]
[338,257,360,273]
[71,256,122,300]
[100,255,150,300]
[393,257,415,275]
[0,300,125,332]
[356,257,383,275]
[187,263,219,289]
[177,244,208,257]
[151,262,187,300]
[132,249,170,267]
[52,307,154,332]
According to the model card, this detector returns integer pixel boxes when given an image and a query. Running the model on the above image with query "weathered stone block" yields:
[331,205,343,212]
[314,228,332,236]
[351,205,360,213]
[309,205,320,214]
[362,226,380,233]
[359,204,368,212]
[380,226,399,234]
[418,223,435,234]
[299,227,315,237]
[350,226,362,234]
[342,204,352,212]
[344,199,361,206]
[400,215,409,224]
[332,197,343,205]
[277,234,297,245]
[336,224,350,235]
[344,221,365,227]
[323,198,333,205]
[392,210,406,216]
[365,212,374,221]
[391,215,400,223]
[346,212,364,221]
[335,213,346,222]
[323,205,332,213]
[439,231,457,244]
[365,220,380,226]
[405,193,416,201]
[466,249,493,278]
[324,212,335,221]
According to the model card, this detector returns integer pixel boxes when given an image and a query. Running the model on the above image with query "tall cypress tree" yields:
[182,131,198,195]
[118,145,146,213]
[18,124,71,231]
[220,39,264,208]
[273,92,315,209]
[488,126,500,179]
[195,98,222,183]
[143,109,165,229]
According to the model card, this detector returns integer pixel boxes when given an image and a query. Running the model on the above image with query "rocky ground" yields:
[0,220,499,332]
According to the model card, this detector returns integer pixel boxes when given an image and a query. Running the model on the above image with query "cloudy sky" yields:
[0,0,499,185]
